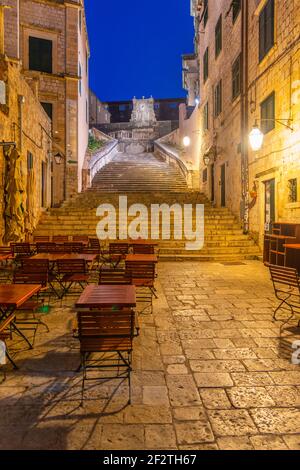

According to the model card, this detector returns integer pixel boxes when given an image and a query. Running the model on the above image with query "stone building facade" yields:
[106,98,186,124]
[177,0,300,247]
[0,54,52,242]
[2,0,89,206]
[89,89,111,126]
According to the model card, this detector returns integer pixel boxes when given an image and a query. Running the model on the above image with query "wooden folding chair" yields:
[21,258,60,300]
[36,242,57,253]
[0,314,18,371]
[57,259,89,297]
[12,243,33,262]
[98,269,139,334]
[269,264,300,328]
[98,268,132,286]
[13,270,50,337]
[33,236,50,243]
[73,236,89,245]
[63,242,83,253]
[76,308,135,404]
[125,261,157,314]
[132,244,155,254]
[108,243,129,268]
[89,238,101,251]
[0,247,14,283]
[53,235,69,243]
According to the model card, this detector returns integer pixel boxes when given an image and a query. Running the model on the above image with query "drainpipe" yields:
[241,0,249,233]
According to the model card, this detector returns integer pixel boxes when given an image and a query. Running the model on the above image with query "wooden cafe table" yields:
[125,254,158,263]
[0,284,42,349]
[31,253,97,263]
[75,284,136,310]
[128,239,159,247]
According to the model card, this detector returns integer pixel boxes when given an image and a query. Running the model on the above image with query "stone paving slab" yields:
[0,260,300,449]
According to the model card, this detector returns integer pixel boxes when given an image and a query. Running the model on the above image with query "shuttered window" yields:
[232,54,241,100]
[215,15,222,58]
[203,0,208,27]
[259,0,274,61]
[29,37,53,73]
[261,92,275,134]
[203,48,209,83]
[214,80,222,117]
[232,0,241,23]
[203,102,209,130]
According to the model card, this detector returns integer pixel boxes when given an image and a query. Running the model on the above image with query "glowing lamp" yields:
[249,125,264,151]
[183,136,191,147]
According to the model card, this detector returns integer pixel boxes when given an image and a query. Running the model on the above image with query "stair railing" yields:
[154,141,190,188]
[88,140,119,187]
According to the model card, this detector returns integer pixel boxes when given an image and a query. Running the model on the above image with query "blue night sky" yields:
[85,0,194,102]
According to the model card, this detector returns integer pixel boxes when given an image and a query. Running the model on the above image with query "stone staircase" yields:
[89,152,188,192]
[35,191,261,261]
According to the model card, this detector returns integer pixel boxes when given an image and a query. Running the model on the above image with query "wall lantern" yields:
[203,154,211,166]
[54,152,64,165]
[249,123,264,151]
[249,118,293,152]
[203,145,217,166]
[183,136,191,147]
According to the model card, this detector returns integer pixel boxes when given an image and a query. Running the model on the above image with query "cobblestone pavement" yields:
[1,261,300,450]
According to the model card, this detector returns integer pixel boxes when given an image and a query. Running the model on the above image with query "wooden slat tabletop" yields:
[31,253,97,262]
[0,284,42,308]
[75,284,136,309]
[125,254,158,263]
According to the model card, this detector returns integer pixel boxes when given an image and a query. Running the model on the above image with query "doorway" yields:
[210,164,215,202]
[41,161,47,208]
[220,163,226,207]
[264,178,275,232]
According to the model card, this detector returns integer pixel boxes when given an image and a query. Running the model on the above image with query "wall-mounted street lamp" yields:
[249,124,264,152]
[249,118,294,151]
[0,141,16,149]
[183,136,191,147]
[203,145,217,166]
[53,151,64,165]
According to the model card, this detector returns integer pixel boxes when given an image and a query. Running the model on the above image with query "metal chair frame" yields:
[76,308,135,405]
[269,264,300,328]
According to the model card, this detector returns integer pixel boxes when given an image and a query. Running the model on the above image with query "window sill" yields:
[259,44,277,67]
[285,202,300,209]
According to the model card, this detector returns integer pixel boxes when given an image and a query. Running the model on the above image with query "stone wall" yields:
[179,0,300,248]
[0,56,52,243]
[89,89,111,126]
[247,0,300,246]
[178,0,243,218]
[3,0,89,206]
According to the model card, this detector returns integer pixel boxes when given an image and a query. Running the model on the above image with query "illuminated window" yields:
[288,179,298,203]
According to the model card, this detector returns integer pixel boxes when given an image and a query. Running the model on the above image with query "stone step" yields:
[33,150,260,261]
